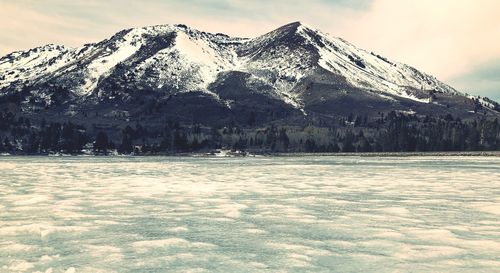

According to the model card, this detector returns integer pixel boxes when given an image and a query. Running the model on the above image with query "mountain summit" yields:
[0,22,499,154]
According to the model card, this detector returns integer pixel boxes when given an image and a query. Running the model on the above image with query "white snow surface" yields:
[1,156,499,272]
[0,22,461,107]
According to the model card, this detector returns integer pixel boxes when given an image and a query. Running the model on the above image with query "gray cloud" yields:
[0,0,370,54]
[449,60,500,102]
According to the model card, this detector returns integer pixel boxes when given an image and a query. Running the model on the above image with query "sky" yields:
[0,0,499,101]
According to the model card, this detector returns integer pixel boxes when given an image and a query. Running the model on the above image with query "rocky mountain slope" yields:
[1,22,499,127]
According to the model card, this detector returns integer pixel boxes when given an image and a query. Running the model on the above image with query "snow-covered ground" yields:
[0,156,499,272]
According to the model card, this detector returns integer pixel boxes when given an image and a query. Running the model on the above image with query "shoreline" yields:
[1,151,500,157]
[272,151,500,157]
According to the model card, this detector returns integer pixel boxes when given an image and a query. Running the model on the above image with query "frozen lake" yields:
[0,156,499,273]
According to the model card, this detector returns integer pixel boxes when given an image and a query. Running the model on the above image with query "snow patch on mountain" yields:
[236,23,316,109]
[239,44,311,109]
[467,95,499,111]
[0,44,71,89]
[80,28,147,95]
[173,31,233,90]
[295,24,458,103]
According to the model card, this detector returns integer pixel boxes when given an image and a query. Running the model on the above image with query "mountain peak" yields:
[283,21,303,27]
[275,21,310,32]
[279,21,318,32]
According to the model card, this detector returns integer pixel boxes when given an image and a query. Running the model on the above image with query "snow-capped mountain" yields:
[0,22,498,125]
[0,25,244,96]
[238,22,458,105]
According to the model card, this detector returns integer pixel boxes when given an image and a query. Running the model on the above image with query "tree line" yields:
[0,111,499,155]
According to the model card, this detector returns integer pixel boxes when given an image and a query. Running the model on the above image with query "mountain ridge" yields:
[1,22,499,154]
[0,22,499,123]
[0,22,470,104]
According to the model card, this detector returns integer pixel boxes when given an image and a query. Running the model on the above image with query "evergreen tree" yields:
[304,139,316,152]
[3,137,13,153]
[277,128,290,152]
[94,131,109,154]
[118,134,133,154]
[342,131,355,152]
[173,131,188,152]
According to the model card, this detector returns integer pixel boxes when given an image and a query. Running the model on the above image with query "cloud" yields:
[449,60,500,101]
[335,0,500,81]
[0,1,114,53]
[0,0,370,54]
